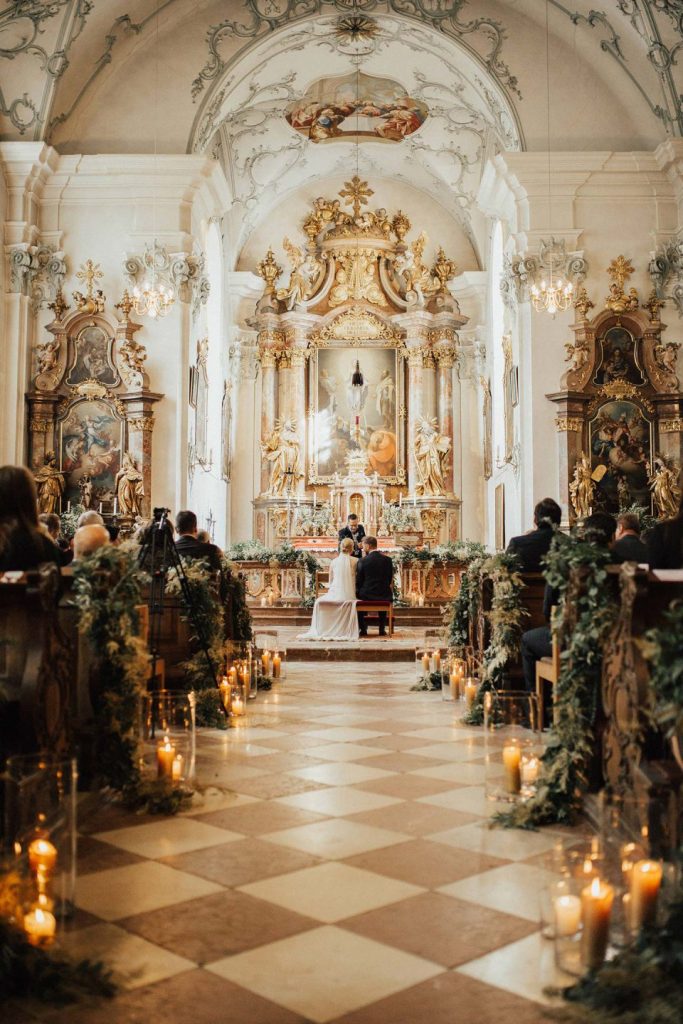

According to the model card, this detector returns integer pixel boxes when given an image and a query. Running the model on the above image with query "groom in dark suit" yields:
[356,536,394,637]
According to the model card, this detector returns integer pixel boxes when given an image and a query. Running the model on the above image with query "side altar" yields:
[249,177,466,548]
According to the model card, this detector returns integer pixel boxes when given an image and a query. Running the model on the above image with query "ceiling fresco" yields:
[284,72,429,144]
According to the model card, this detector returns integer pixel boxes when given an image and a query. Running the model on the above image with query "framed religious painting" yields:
[308,342,405,483]
[59,398,123,507]
[592,324,645,388]
[588,399,653,512]
[65,323,119,388]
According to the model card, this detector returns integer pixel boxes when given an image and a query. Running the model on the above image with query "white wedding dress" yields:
[299,553,359,641]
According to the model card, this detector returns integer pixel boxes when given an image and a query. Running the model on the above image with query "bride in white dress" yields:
[299,537,359,641]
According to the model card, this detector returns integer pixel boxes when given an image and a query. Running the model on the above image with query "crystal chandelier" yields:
[530,257,573,316]
[131,247,175,319]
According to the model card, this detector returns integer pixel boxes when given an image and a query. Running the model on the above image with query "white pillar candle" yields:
[554,894,582,937]
[520,755,540,786]
[272,652,281,678]
[156,735,176,779]
[580,876,614,970]
[24,907,56,946]
[464,679,477,708]
[171,755,183,783]
[502,740,522,794]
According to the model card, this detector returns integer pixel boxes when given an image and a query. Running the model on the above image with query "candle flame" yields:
[34,908,47,924]
[591,876,602,896]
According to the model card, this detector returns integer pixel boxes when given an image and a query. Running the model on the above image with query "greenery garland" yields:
[224,540,321,607]
[462,553,527,725]
[72,544,149,793]
[550,880,683,1024]
[494,532,617,829]
[641,600,683,741]
[447,553,486,650]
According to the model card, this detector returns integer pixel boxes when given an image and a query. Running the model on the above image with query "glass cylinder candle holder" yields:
[483,691,540,803]
[140,690,196,790]
[415,647,432,683]
[4,755,78,936]
[552,878,584,976]
[443,654,465,701]
[254,630,279,684]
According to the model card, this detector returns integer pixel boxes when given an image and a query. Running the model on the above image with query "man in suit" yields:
[611,512,648,564]
[506,497,562,572]
[175,510,222,572]
[338,513,366,558]
[356,536,393,637]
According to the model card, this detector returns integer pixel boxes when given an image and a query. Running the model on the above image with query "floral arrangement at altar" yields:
[296,502,333,536]
[383,503,418,533]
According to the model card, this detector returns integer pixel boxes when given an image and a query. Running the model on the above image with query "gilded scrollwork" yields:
[555,417,583,433]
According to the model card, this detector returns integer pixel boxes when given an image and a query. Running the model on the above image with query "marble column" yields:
[259,346,278,495]
[435,343,457,495]
[406,346,425,494]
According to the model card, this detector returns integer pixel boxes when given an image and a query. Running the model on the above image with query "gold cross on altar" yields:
[339,176,373,219]
[606,255,634,290]
[76,259,103,299]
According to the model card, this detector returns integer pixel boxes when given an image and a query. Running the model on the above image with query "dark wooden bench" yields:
[356,600,394,636]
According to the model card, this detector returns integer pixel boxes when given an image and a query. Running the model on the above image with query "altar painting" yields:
[593,325,644,387]
[589,399,652,511]
[59,398,122,505]
[311,346,399,480]
[66,324,119,388]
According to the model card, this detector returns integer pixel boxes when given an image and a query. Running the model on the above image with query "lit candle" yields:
[113,498,118,515]
[554,893,582,937]
[267,591,274,607]
[431,650,441,674]
[421,652,430,674]
[502,740,522,794]
[629,860,662,930]
[232,693,245,717]
[98,501,103,513]
[464,678,477,708]
[450,670,460,700]
[28,838,57,874]
[580,876,614,970]
[262,650,271,676]
[67,500,71,512]
[260,596,267,608]
[418,594,425,607]
[156,735,176,779]
[219,675,230,707]
[520,755,540,786]
[272,652,281,678]
[24,906,56,946]
[171,755,183,783]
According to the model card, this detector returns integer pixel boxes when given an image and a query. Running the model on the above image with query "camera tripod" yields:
[137,508,223,712]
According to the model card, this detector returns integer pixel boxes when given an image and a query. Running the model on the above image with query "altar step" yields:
[251,606,446,629]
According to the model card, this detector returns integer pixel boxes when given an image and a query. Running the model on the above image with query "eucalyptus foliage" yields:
[494,532,617,829]
[72,544,149,792]
[166,559,225,691]
[642,600,683,740]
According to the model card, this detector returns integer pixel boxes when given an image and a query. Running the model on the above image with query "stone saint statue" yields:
[648,456,681,520]
[414,416,451,496]
[115,452,145,517]
[79,474,93,510]
[569,452,594,519]
[34,451,65,515]
[261,419,300,496]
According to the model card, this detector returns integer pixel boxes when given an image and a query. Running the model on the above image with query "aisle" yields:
[29,664,579,1024]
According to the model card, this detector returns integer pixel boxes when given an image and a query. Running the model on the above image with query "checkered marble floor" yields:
[21,663,588,1024]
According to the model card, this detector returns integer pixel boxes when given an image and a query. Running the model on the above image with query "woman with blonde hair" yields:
[299,535,359,640]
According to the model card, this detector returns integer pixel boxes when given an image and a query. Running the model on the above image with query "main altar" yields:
[249,177,467,549]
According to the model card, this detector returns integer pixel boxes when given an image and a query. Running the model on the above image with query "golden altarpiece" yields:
[548,256,683,522]
[250,178,467,547]
[25,263,162,522]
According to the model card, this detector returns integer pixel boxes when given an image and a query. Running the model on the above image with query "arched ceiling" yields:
[0,1,681,147]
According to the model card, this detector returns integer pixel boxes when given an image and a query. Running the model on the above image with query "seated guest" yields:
[339,514,365,558]
[506,497,562,572]
[0,466,61,572]
[356,536,393,637]
[646,494,683,570]
[106,524,121,545]
[174,510,222,572]
[40,512,73,566]
[521,512,616,691]
[611,512,648,564]
[73,524,110,560]
[77,509,105,528]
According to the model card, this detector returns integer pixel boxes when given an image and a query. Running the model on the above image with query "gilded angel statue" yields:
[569,451,594,519]
[648,455,681,520]
[414,416,451,496]
[261,419,300,496]
[36,338,60,377]
[276,238,323,311]
[394,232,437,306]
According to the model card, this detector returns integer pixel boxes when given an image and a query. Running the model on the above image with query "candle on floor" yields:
[24,906,56,946]
[232,693,245,716]
[629,860,662,930]
[554,893,582,937]
[502,740,522,794]
[262,650,271,676]
[421,652,430,674]
[581,876,614,970]
[219,675,230,707]
[520,755,540,786]
[171,755,183,783]
[449,670,460,700]
[156,735,176,779]
[272,652,281,678]
[28,838,57,874]
[228,665,237,686]
[464,678,477,708]
[431,650,441,674]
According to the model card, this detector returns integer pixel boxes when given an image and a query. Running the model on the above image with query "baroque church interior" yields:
[1,2,683,1022]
